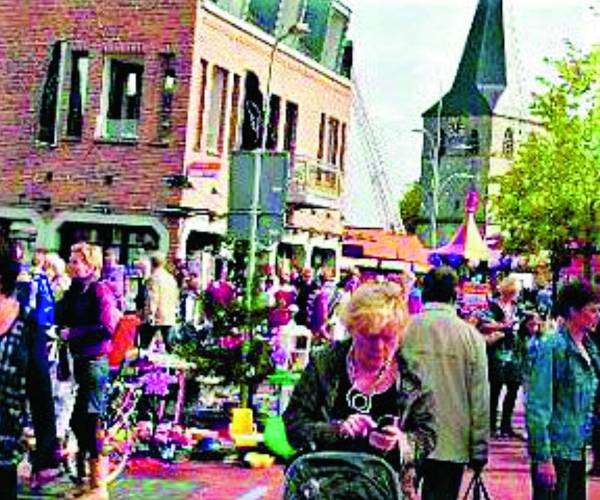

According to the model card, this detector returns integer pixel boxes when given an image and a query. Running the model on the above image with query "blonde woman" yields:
[59,243,121,499]
[283,282,436,498]
[45,253,71,302]
[479,275,523,438]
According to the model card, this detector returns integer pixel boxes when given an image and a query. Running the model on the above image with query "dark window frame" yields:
[66,50,90,139]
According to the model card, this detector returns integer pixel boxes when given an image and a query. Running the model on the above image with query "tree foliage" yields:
[492,43,600,272]
[399,182,424,234]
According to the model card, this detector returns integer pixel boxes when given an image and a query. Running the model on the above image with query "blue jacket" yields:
[14,265,55,329]
[525,326,598,462]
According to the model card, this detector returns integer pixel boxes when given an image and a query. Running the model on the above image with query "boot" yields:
[82,457,108,499]
[66,453,90,499]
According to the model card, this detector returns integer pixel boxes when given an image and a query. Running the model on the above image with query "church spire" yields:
[454,0,506,108]
[424,0,507,117]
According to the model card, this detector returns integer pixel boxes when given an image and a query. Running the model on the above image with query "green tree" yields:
[492,43,600,290]
[399,182,424,234]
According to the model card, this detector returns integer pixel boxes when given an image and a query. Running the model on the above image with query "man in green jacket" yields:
[403,266,489,500]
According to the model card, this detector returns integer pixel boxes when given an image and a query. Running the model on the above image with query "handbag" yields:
[462,471,491,500]
[56,343,72,381]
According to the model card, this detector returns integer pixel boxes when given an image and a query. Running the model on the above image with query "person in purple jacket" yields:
[59,242,121,499]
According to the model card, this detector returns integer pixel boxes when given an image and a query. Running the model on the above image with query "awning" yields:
[344,228,431,267]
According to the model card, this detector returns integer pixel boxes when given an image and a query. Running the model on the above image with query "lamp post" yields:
[412,128,476,249]
[245,22,310,313]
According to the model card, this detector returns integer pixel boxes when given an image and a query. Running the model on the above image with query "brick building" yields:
[0,0,352,277]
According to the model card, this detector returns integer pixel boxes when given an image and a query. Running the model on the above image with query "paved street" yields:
[18,439,600,499]
[14,392,600,499]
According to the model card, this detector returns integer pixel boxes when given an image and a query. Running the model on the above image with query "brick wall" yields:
[0,0,196,217]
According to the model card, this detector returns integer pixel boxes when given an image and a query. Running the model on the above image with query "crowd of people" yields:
[283,267,600,500]
[0,238,599,499]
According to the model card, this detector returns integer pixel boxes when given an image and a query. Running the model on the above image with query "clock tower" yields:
[417,0,536,247]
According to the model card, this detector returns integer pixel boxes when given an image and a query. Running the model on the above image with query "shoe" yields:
[500,428,525,440]
[30,467,60,490]
[65,481,90,499]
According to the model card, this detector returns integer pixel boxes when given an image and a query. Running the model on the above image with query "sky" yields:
[342,0,599,227]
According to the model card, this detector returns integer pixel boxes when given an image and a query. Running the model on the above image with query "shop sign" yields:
[188,161,221,178]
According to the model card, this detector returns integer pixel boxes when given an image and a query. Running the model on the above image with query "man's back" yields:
[147,267,179,326]
[404,303,489,463]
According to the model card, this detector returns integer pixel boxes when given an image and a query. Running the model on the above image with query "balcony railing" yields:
[288,155,342,209]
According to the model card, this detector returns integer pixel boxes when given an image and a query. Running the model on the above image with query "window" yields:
[206,66,228,154]
[157,53,176,143]
[266,94,281,151]
[317,113,326,159]
[468,129,480,155]
[246,0,282,34]
[283,101,298,154]
[503,128,514,158]
[196,59,209,150]
[327,117,340,165]
[102,57,144,141]
[228,74,241,152]
[241,71,262,150]
[66,51,89,139]
[38,41,67,144]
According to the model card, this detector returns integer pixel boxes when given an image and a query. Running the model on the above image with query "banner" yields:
[459,282,491,313]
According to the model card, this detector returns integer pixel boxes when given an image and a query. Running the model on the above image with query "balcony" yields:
[288,155,342,210]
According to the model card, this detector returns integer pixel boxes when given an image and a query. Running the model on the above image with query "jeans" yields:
[490,378,520,433]
[71,356,109,459]
[531,458,586,500]
[26,324,59,472]
[141,325,175,352]
[421,460,465,500]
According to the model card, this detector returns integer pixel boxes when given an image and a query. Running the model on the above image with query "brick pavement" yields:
[17,392,600,499]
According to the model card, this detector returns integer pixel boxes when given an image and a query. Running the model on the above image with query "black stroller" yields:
[284,451,402,500]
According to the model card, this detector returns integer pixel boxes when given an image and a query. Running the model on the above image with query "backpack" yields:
[284,451,402,500]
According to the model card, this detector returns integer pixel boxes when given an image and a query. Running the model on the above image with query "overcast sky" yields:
[342,0,599,227]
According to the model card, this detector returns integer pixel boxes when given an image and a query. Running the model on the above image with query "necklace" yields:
[345,347,395,414]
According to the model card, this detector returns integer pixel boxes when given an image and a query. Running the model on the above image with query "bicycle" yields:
[102,347,196,483]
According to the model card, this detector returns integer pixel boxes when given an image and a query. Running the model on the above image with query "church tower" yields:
[418,0,535,247]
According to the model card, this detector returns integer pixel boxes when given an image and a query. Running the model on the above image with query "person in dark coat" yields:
[59,243,121,499]
[0,259,31,499]
[284,282,436,499]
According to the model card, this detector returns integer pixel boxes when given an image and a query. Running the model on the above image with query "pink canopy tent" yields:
[434,192,499,262]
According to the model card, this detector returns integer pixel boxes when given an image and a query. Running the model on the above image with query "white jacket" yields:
[146,268,179,326]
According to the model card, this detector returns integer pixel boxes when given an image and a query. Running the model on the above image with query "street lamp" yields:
[412,129,476,249]
[245,21,311,312]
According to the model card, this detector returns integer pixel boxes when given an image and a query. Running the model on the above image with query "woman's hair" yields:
[0,260,19,297]
[70,242,103,277]
[498,275,520,295]
[45,252,67,276]
[556,281,598,319]
[339,282,409,340]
